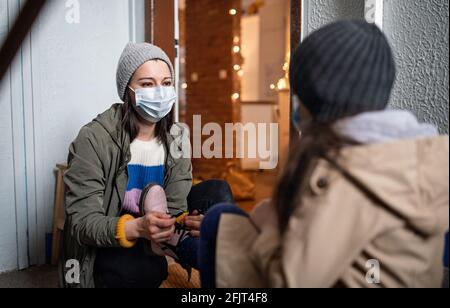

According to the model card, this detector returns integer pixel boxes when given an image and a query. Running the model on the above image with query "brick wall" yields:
[185,0,241,178]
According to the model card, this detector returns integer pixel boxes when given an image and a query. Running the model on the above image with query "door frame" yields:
[145,0,180,122]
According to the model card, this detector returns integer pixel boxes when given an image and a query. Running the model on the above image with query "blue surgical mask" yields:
[129,86,177,123]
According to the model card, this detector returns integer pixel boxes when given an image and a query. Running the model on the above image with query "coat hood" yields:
[338,135,449,236]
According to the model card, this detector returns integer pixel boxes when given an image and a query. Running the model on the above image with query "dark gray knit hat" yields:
[290,20,396,122]
[116,42,174,101]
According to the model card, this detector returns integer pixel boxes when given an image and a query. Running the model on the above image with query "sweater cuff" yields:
[115,215,137,248]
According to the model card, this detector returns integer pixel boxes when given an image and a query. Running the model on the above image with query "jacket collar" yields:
[93,104,179,168]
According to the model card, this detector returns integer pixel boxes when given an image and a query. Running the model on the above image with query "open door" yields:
[144,0,303,208]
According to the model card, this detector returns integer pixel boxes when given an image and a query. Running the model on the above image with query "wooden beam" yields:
[0,0,47,83]
[145,0,176,64]
[290,0,302,147]
[290,0,302,52]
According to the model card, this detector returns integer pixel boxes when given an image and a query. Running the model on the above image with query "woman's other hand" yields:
[184,210,205,238]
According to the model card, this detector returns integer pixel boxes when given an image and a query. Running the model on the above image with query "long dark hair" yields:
[273,122,358,234]
[121,88,174,145]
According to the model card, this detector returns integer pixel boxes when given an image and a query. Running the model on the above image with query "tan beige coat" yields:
[216,136,449,288]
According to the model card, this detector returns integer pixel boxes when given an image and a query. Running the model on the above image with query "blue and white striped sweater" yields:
[123,138,166,215]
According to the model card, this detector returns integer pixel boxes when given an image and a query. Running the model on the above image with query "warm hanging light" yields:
[277,78,287,90]
[233,64,241,71]
[237,70,244,77]
[233,45,240,53]
[233,36,240,44]
[182,83,188,90]
[229,9,237,15]
[232,93,240,101]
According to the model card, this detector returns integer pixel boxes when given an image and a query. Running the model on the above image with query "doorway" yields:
[146,0,301,209]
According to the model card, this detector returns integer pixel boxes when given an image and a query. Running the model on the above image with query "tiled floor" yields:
[0,263,200,289]
[2,265,448,288]
[0,265,59,288]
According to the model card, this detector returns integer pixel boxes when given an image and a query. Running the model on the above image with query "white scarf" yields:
[333,109,439,144]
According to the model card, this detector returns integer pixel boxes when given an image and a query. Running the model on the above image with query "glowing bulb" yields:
[270,84,276,90]
[237,70,244,77]
[232,93,240,101]
[229,9,237,15]
[233,36,240,44]
[233,64,241,71]
[182,83,188,89]
[233,45,240,53]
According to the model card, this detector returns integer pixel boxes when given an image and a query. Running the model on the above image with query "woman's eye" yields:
[142,83,154,87]
[163,82,172,87]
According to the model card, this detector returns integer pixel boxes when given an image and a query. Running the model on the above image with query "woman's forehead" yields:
[134,60,171,79]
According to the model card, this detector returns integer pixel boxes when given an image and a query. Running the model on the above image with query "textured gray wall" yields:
[303,0,449,134]
[303,0,365,35]
[384,0,449,133]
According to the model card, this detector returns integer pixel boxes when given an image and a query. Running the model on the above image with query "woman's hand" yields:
[184,210,204,238]
[125,212,176,243]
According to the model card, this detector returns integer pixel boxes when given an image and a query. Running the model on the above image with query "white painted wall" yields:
[0,0,145,273]
[239,104,278,171]
[0,1,14,273]
[241,15,260,102]
[258,0,289,101]
[239,0,288,171]
[0,0,31,274]
[241,0,288,102]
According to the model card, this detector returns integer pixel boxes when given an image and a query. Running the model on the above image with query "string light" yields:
[230,8,240,104]
[182,83,188,90]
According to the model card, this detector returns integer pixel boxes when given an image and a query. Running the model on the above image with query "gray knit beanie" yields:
[116,42,174,101]
[290,20,396,123]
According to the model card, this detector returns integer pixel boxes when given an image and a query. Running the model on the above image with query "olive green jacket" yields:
[59,104,192,288]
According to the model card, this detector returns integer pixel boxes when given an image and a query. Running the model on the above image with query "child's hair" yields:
[273,123,358,234]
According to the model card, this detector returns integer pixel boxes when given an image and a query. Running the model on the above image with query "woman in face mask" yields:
[61,43,234,288]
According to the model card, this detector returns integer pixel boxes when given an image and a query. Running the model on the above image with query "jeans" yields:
[198,203,249,288]
[94,180,234,288]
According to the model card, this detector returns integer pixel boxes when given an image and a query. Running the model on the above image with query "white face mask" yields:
[130,86,177,123]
